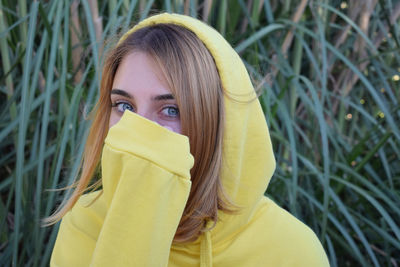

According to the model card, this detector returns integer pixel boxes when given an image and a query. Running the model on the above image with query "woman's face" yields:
[109,52,181,133]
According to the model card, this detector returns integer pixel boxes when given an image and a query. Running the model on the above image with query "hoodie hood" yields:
[121,12,276,251]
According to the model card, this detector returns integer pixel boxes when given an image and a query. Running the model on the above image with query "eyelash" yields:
[111,101,135,113]
[111,101,179,119]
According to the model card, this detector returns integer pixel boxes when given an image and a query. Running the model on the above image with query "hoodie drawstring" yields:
[200,230,212,267]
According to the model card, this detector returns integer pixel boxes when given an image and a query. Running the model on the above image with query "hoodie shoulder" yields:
[249,197,330,266]
[214,197,330,267]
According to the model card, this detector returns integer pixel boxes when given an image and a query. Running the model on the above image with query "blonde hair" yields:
[44,24,235,243]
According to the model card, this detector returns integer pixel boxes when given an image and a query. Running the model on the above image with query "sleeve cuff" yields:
[105,111,194,179]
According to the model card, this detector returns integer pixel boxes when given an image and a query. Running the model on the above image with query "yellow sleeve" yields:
[50,192,104,267]
[51,111,194,266]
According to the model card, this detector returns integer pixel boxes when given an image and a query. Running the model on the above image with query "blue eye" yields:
[112,102,134,113]
[161,106,179,118]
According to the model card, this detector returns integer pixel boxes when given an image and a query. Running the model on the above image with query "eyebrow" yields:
[152,94,175,101]
[111,89,175,101]
[111,89,132,98]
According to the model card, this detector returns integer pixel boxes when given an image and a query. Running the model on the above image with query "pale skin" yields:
[109,52,181,133]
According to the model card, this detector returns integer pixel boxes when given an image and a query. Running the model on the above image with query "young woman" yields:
[49,13,329,266]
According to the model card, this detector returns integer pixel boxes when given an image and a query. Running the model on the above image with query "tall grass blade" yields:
[13,2,38,265]
[235,24,284,53]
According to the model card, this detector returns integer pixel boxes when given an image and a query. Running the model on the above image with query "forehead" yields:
[112,52,171,97]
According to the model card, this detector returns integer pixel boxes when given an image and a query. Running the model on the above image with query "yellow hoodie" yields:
[51,13,329,267]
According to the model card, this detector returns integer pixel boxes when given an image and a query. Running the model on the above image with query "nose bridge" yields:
[136,103,154,122]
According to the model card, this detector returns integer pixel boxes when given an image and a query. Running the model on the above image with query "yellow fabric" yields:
[51,13,330,267]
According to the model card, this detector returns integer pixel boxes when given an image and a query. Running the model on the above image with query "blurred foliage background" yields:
[0,0,399,266]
